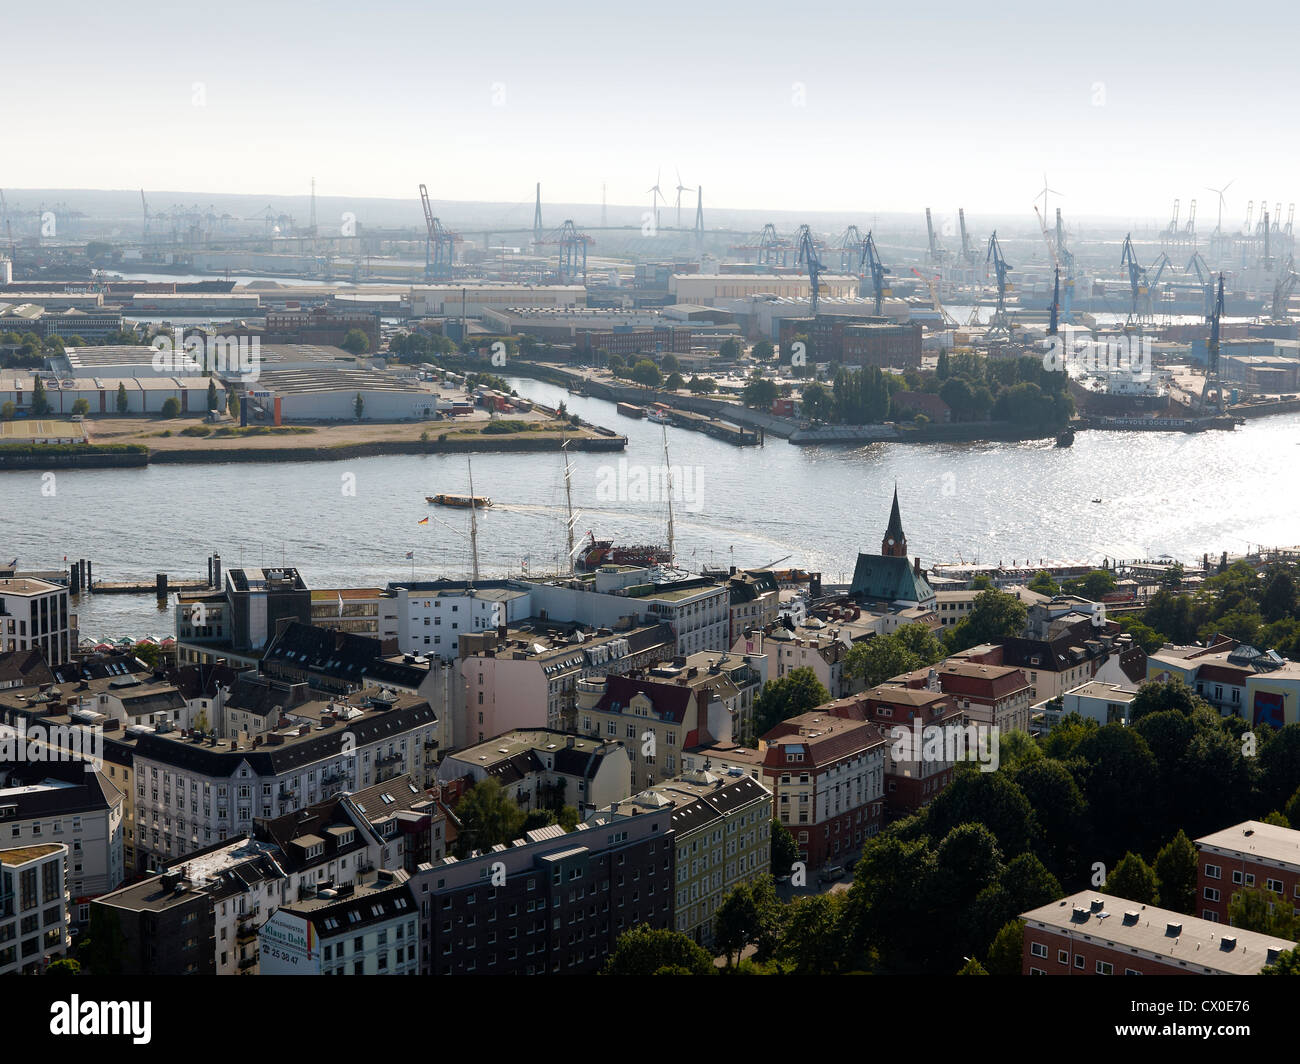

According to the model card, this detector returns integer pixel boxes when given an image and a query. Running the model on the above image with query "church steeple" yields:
[882,484,907,557]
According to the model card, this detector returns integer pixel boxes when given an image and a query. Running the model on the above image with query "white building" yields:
[0,842,69,974]
[0,576,72,665]
[379,581,532,659]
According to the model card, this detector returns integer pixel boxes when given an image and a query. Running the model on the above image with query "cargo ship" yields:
[616,402,645,418]
[427,493,492,508]
[576,533,667,570]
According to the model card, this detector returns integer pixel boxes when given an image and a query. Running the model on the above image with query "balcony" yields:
[423,739,440,751]
[375,752,403,767]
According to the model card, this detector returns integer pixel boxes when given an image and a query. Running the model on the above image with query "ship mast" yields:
[562,437,577,575]
[662,424,675,566]
[467,458,480,585]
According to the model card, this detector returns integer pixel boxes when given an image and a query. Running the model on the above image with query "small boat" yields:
[428,493,492,509]
[1091,497,1102,503]
[1055,427,1075,447]
[647,404,671,425]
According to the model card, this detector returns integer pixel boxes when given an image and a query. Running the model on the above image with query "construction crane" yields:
[1183,199,1197,243]
[1120,233,1150,326]
[984,231,1013,337]
[1200,274,1226,415]
[536,220,593,285]
[958,208,976,267]
[911,266,958,326]
[1272,255,1298,320]
[1165,199,1180,239]
[795,225,823,316]
[859,231,890,314]
[418,183,462,281]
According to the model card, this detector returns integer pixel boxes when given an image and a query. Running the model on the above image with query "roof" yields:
[0,843,64,866]
[594,673,696,725]
[849,553,933,605]
[1021,891,1295,975]
[613,773,770,835]
[1195,820,1300,872]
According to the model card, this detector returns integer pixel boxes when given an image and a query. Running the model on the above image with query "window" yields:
[1030,942,1047,959]
[1204,887,1220,902]
[1096,960,1113,975]
[1204,863,1221,880]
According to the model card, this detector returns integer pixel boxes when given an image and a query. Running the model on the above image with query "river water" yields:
[3,376,1298,638]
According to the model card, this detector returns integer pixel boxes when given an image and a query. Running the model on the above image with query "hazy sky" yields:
[10,0,1297,223]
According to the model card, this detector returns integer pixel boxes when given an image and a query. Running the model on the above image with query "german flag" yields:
[418,517,429,525]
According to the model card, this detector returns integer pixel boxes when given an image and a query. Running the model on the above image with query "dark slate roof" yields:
[595,674,695,724]
[254,796,371,874]
[0,649,52,687]
[667,775,769,835]
[884,485,906,545]
[0,757,120,816]
[287,876,417,939]
[849,553,933,604]
[48,654,148,684]
[165,662,240,700]
[263,622,384,682]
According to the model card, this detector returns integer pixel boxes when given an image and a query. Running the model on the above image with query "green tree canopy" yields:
[945,589,1029,652]
[603,925,714,976]
[752,667,829,735]
[454,777,525,856]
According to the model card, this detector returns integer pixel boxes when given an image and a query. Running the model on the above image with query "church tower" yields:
[882,485,907,558]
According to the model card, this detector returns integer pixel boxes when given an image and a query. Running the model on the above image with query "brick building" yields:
[1021,891,1294,975]
[1195,819,1300,924]
[265,305,381,352]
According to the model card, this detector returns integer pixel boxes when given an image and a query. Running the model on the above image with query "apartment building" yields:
[379,581,532,659]
[1021,891,1295,975]
[727,570,781,644]
[129,686,439,867]
[1195,820,1300,924]
[260,868,420,975]
[741,623,858,700]
[0,757,125,924]
[611,771,771,946]
[760,711,888,869]
[0,842,69,974]
[458,621,676,742]
[415,806,674,975]
[0,576,72,665]
[929,660,1034,734]
[438,730,631,817]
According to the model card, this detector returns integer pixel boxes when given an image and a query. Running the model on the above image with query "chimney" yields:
[913,556,922,577]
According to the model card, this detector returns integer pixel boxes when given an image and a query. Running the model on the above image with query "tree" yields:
[630,359,661,388]
[800,381,833,421]
[716,876,782,966]
[603,925,714,976]
[845,623,944,688]
[207,380,218,411]
[0,401,13,420]
[718,338,741,361]
[1027,570,1059,596]
[742,376,778,409]
[31,376,51,416]
[665,372,685,391]
[133,642,160,668]
[116,382,129,414]
[687,376,716,394]
[984,919,1025,976]
[1262,947,1300,975]
[45,958,81,976]
[78,906,127,975]
[1079,568,1117,600]
[752,340,774,362]
[227,388,240,419]
[771,818,798,876]
[454,778,525,856]
[160,396,181,418]
[557,806,579,832]
[1152,830,1198,913]
[945,589,1029,652]
[1261,567,1298,624]
[777,894,844,974]
[341,328,371,355]
[1128,677,1207,724]
[752,667,829,735]
[71,398,90,416]
[522,808,557,832]
[1105,852,1159,904]
[660,353,680,374]
[354,392,364,420]
[1229,887,1300,940]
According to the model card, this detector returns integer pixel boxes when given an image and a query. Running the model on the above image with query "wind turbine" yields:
[1205,179,1233,236]
[647,169,667,230]
[1035,173,1062,221]
[674,167,695,228]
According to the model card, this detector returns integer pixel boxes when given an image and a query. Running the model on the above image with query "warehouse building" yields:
[249,367,440,421]
[410,284,585,318]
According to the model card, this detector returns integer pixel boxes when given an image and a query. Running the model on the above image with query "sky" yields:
[8,0,1299,224]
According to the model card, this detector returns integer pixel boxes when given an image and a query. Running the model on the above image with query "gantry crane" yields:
[1186,251,1215,320]
[536,220,593,285]
[1272,255,1298,320]
[1200,274,1226,415]
[925,208,948,264]
[958,208,976,267]
[835,225,865,272]
[911,266,958,326]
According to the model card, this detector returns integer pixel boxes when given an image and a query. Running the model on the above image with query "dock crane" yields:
[1186,251,1215,320]
[418,183,462,281]
[835,225,865,272]
[537,220,592,285]
[1048,268,1061,337]
[1271,254,1298,320]
[984,231,1013,338]
[859,231,890,314]
[1200,274,1226,415]
[795,224,823,316]
[1120,233,1150,326]
[925,208,948,264]
[958,209,976,267]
